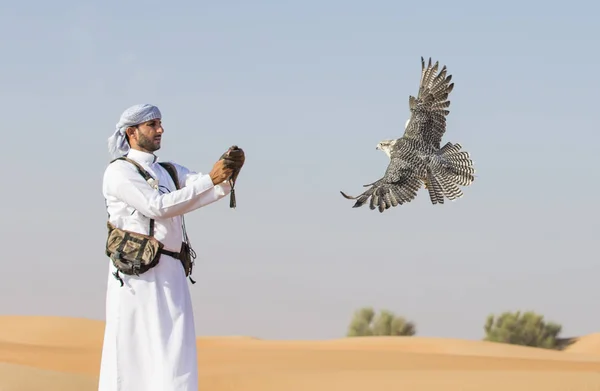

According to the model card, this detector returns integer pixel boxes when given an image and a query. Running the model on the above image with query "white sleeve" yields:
[103,161,232,219]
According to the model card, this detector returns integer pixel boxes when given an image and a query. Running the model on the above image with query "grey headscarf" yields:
[108,103,162,158]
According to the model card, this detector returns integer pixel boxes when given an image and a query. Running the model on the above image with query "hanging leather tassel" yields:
[220,145,244,209]
[229,177,237,209]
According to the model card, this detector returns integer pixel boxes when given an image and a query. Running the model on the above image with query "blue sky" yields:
[1,0,599,340]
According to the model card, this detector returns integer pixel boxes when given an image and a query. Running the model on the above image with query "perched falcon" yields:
[340,57,475,213]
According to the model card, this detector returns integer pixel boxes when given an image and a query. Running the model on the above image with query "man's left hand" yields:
[223,146,244,167]
[220,146,245,182]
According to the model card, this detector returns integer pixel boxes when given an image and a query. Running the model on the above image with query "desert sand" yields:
[1,316,600,390]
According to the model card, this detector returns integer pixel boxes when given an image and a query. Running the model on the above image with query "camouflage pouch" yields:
[105,221,165,278]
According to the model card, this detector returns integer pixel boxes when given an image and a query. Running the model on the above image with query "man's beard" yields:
[138,133,160,152]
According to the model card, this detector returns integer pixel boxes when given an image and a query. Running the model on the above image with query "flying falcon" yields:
[340,57,475,213]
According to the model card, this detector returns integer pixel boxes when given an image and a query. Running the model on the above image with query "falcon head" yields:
[376,139,397,158]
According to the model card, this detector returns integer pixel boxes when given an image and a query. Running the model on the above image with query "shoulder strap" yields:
[158,162,180,190]
[110,156,159,236]
[158,162,188,234]
[158,162,195,280]
[110,158,186,237]
[111,157,179,191]
[111,156,158,189]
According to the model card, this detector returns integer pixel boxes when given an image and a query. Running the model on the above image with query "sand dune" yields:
[565,333,600,354]
[2,316,600,390]
[0,362,98,391]
[0,316,105,348]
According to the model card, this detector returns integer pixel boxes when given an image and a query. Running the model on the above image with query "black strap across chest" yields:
[110,156,181,239]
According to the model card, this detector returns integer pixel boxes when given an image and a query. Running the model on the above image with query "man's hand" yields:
[220,146,245,183]
[209,160,234,185]
[220,146,245,170]
[210,146,245,185]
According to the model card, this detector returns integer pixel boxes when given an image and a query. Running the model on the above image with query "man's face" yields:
[127,118,164,153]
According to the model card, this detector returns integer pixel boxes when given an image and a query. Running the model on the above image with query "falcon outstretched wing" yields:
[340,157,423,213]
[402,57,455,149]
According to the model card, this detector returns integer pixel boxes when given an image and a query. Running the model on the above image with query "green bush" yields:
[347,307,416,337]
[483,310,562,349]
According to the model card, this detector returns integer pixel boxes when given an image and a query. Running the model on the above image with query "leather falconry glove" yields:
[219,145,245,208]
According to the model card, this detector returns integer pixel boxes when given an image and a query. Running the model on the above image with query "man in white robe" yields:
[98,104,244,391]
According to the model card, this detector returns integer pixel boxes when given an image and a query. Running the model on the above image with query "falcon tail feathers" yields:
[425,142,476,205]
[437,142,476,186]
